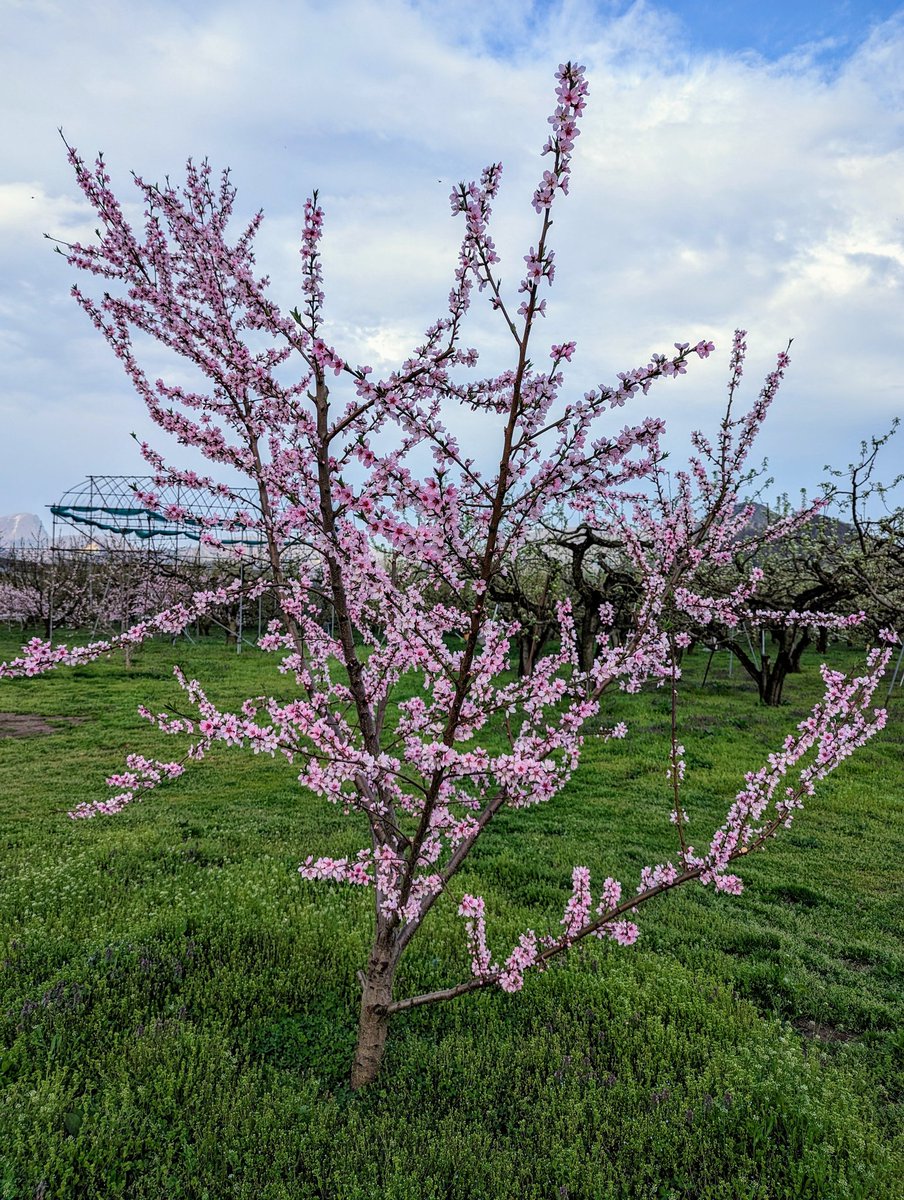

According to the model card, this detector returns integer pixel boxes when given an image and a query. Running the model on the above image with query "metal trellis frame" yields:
[47,476,267,650]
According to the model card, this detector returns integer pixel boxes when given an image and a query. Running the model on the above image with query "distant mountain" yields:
[0,513,46,545]
[736,501,852,542]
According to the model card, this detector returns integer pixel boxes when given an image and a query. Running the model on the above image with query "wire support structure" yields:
[44,476,270,651]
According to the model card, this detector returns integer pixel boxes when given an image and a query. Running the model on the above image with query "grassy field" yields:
[0,630,901,1199]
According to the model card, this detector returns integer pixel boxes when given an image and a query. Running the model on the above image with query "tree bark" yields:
[576,606,599,673]
[790,633,811,673]
[350,933,397,1090]
[517,634,532,677]
[761,659,787,706]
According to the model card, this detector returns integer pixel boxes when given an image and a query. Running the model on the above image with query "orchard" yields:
[1,61,901,1198]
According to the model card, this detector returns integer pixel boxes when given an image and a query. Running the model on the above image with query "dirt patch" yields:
[0,712,86,739]
[792,1017,858,1044]
[840,955,873,973]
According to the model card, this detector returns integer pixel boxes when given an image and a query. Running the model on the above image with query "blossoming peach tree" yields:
[2,64,893,1088]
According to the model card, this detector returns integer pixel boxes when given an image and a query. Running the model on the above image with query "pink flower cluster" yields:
[699,643,891,889]
[533,63,589,212]
[69,755,184,819]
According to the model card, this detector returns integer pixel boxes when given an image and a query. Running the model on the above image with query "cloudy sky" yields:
[1,0,902,523]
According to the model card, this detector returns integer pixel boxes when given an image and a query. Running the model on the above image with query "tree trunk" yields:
[576,607,599,673]
[790,633,811,673]
[350,934,397,1089]
[760,653,793,706]
[517,634,532,677]
[761,666,784,706]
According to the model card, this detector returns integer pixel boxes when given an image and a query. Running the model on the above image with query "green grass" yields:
[0,631,901,1198]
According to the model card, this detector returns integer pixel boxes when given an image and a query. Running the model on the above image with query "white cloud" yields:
[1,0,902,516]
[0,182,97,248]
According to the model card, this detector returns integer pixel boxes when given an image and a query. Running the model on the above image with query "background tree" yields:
[0,538,91,636]
[682,426,903,705]
[0,534,206,657]
[486,532,566,676]
[689,516,861,707]
[547,521,643,671]
[820,422,904,635]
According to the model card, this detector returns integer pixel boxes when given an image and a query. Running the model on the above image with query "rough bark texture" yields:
[760,657,788,706]
[577,605,600,673]
[350,936,397,1090]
